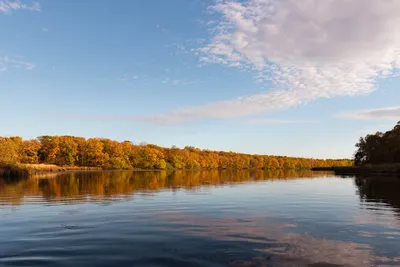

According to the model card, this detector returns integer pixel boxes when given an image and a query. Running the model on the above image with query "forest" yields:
[0,135,352,170]
[354,121,400,165]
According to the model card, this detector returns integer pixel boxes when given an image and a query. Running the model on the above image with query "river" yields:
[0,170,399,267]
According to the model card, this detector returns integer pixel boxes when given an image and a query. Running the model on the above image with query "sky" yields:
[0,0,399,159]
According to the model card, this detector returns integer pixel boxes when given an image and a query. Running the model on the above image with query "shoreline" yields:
[312,165,400,175]
[1,163,334,179]
[6,164,398,180]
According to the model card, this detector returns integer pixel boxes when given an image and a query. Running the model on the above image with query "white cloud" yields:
[142,0,400,123]
[338,107,400,120]
[0,0,40,13]
[0,56,35,71]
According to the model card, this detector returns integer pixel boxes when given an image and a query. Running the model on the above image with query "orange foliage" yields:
[1,135,353,170]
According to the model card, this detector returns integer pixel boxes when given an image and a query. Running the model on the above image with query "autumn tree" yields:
[1,135,353,170]
[38,136,60,164]
[86,138,109,167]
[20,140,40,164]
[0,137,21,164]
[133,145,166,169]
[56,136,79,166]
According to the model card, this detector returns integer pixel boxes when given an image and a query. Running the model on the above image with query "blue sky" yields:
[0,0,399,159]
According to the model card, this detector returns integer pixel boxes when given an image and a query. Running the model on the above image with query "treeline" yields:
[0,135,352,170]
[354,121,400,165]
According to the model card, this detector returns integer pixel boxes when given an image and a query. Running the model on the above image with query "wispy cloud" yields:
[164,43,190,55]
[338,107,400,121]
[0,56,35,71]
[119,74,139,82]
[58,113,311,126]
[162,77,197,86]
[57,113,183,126]
[0,0,40,13]
[246,118,315,125]
[142,0,400,123]
[156,24,168,34]
[142,90,306,123]
[120,73,197,87]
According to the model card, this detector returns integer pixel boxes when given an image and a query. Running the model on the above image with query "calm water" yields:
[0,170,399,267]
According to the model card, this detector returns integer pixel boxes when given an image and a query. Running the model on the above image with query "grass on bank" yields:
[0,163,102,179]
[19,164,101,172]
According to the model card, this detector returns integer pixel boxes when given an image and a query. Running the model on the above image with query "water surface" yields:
[0,170,399,267]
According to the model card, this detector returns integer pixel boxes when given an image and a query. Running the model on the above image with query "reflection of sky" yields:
[143,178,361,223]
[1,175,400,266]
[152,211,400,266]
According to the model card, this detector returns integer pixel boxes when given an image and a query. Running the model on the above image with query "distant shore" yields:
[312,164,400,175]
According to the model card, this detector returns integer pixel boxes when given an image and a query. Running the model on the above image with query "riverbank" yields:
[312,164,400,175]
[1,163,338,180]
[0,164,102,179]
[1,163,365,180]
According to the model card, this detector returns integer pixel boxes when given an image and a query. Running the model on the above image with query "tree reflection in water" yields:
[0,170,333,205]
